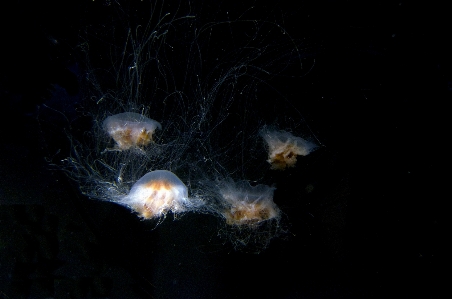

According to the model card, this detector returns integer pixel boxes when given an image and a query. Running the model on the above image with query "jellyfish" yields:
[51,0,316,253]
[215,179,280,226]
[200,178,282,251]
[119,170,189,219]
[260,128,317,170]
[103,112,162,150]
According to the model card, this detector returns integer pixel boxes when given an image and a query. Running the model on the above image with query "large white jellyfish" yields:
[119,170,190,219]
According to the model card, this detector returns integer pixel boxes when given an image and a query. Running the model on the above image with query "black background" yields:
[0,1,447,298]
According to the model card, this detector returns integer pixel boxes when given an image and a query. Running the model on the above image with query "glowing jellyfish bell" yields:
[217,180,280,226]
[260,128,317,170]
[120,170,189,219]
[103,112,162,150]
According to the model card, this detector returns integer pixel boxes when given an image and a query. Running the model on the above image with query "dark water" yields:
[0,1,447,298]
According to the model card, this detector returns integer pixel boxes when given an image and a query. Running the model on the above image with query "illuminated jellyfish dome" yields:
[120,170,189,219]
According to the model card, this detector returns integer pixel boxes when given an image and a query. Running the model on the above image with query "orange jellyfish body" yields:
[218,180,280,226]
[103,112,162,150]
[260,129,317,170]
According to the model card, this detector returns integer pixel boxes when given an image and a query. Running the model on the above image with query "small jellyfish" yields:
[120,170,188,219]
[103,112,162,150]
[207,179,282,251]
[260,128,317,170]
[217,180,280,226]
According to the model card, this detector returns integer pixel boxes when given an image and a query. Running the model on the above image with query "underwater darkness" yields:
[0,0,448,298]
